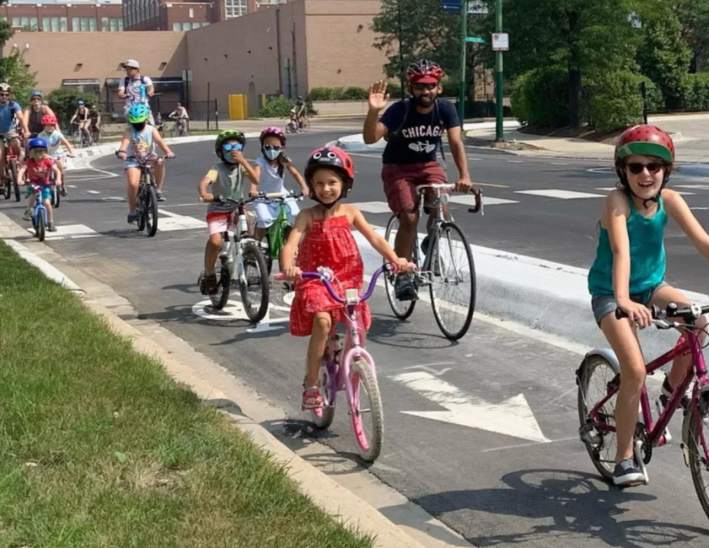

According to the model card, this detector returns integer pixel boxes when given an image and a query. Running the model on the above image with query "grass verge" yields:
[0,241,373,548]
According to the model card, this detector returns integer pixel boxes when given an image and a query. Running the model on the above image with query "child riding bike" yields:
[38,114,75,197]
[20,137,61,231]
[116,104,175,223]
[280,147,409,410]
[250,126,309,243]
[197,130,260,295]
[588,125,709,487]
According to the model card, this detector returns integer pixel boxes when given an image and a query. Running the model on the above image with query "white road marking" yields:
[507,160,524,163]
[87,190,100,194]
[516,189,604,200]
[157,209,207,231]
[550,162,569,166]
[102,196,126,202]
[392,370,550,443]
[676,185,709,190]
[596,187,693,195]
[24,223,99,240]
[450,195,518,206]
[351,201,393,215]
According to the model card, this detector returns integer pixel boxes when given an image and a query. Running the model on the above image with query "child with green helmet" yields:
[116,103,175,223]
[197,130,259,295]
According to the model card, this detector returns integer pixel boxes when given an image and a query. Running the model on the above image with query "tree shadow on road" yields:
[367,313,459,350]
[399,468,709,547]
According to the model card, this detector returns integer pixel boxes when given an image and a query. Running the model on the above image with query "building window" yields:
[173,22,181,30]
[72,17,98,32]
[183,22,192,30]
[192,22,201,29]
[101,17,122,31]
[13,16,38,30]
[189,8,194,18]
[225,0,247,19]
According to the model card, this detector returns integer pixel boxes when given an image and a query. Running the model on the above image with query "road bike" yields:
[276,264,397,461]
[384,183,483,340]
[199,194,270,322]
[577,303,709,520]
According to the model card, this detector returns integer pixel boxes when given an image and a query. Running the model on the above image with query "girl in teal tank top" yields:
[587,126,709,488]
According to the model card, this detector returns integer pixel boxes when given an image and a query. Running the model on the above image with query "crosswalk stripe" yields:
[516,189,604,199]
[450,195,518,206]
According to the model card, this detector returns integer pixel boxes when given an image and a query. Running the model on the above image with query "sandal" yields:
[302,386,323,410]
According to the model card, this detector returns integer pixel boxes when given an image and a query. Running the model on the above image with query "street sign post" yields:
[465,36,485,43]
[492,32,509,51]
[467,0,488,14]
[441,0,461,12]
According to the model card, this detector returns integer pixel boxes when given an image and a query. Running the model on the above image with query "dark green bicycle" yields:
[259,191,304,275]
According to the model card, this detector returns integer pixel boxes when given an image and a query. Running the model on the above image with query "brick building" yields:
[123,0,288,31]
[0,0,123,32]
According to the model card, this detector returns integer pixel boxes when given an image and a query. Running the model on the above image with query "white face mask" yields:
[264,148,281,161]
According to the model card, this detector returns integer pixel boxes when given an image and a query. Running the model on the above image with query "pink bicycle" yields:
[277,264,394,462]
[577,303,709,519]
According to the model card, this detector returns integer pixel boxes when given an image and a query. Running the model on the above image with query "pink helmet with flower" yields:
[259,126,286,145]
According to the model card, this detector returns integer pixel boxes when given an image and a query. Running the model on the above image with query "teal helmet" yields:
[30,90,42,99]
[126,103,151,124]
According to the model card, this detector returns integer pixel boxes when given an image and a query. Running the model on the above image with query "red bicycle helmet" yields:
[615,125,675,201]
[407,60,444,84]
[304,147,355,196]
[42,114,57,126]
[259,126,286,145]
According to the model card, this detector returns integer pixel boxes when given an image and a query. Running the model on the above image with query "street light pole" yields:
[495,0,503,141]
[458,0,468,122]
[398,0,405,100]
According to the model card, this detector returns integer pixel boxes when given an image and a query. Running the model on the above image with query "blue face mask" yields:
[263,148,281,161]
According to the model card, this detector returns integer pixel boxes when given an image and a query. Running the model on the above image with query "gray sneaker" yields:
[613,459,645,487]
[47,221,57,232]
[156,191,166,202]
[23,209,32,221]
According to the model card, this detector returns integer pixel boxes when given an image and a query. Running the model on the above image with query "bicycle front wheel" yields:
[36,210,46,242]
[209,263,231,310]
[384,215,417,320]
[145,183,158,237]
[239,242,269,323]
[687,404,709,520]
[350,359,384,462]
[10,160,20,202]
[577,355,619,483]
[52,186,60,209]
[428,222,476,340]
[301,118,310,132]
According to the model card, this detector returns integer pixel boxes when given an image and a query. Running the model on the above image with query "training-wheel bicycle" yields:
[577,303,709,520]
[199,193,270,322]
[276,264,400,461]
[384,183,483,340]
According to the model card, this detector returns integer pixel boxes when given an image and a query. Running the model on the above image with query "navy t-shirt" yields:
[379,99,460,165]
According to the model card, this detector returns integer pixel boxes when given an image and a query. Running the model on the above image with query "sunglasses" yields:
[263,144,282,151]
[222,143,243,152]
[412,83,438,91]
[626,162,665,175]
[0,93,10,97]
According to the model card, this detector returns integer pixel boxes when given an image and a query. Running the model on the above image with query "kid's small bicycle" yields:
[276,263,401,462]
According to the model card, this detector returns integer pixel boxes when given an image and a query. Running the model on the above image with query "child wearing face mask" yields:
[116,104,175,224]
[250,126,309,242]
[20,138,62,231]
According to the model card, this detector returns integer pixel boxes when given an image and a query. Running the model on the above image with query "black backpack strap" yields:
[388,99,411,141]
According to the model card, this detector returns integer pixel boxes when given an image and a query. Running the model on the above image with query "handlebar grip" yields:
[275,273,286,281]
[468,189,484,214]
[615,305,661,320]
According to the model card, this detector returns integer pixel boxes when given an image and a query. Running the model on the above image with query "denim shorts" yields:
[26,185,52,200]
[591,281,669,326]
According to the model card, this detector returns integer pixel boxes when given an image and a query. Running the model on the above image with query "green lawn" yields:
[0,241,372,548]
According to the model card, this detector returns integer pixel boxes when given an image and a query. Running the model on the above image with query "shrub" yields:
[510,73,529,124]
[256,95,295,118]
[46,88,101,128]
[520,66,569,127]
[340,86,369,100]
[678,72,709,112]
[387,81,403,99]
[586,71,645,131]
[308,87,339,101]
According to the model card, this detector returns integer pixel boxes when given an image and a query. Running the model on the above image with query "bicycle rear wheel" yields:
[301,118,310,132]
[145,183,158,237]
[209,262,231,310]
[384,215,417,320]
[52,185,60,208]
[239,241,269,323]
[687,403,709,521]
[3,174,11,200]
[428,222,476,340]
[350,359,384,462]
[577,355,619,483]
[10,159,20,202]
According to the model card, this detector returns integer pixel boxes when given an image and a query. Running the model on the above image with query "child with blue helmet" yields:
[116,103,175,224]
[19,137,61,231]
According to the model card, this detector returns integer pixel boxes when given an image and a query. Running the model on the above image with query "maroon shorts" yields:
[382,162,448,215]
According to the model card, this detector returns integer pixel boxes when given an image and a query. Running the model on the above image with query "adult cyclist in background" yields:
[118,59,155,126]
[69,100,91,145]
[294,96,306,129]
[0,83,29,195]
[363,60,475,300]
[24,90,55,138]
[88,103,101,144]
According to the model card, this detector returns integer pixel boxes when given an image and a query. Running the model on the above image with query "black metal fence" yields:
[101,98,219,129]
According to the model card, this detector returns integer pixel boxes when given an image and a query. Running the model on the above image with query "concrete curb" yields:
[0,212,465,548]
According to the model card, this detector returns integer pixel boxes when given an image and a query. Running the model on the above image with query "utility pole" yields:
[458,0,468,122]
[495,0,503,141]
[397,0,405,99]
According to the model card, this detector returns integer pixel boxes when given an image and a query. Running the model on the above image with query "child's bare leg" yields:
[306,312,331,387]
[44,199,53,222]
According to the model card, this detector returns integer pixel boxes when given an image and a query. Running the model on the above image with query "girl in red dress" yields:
[281,147,409,410]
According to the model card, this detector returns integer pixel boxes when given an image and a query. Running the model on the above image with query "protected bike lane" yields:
[1,136,709,547]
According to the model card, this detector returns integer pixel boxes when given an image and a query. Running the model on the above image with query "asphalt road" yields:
[3,131,709,546]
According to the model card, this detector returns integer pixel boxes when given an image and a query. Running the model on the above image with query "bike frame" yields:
[30,184,48,224]
[588,329,709,458]
[296,267,389,413]
[262,193,299,260]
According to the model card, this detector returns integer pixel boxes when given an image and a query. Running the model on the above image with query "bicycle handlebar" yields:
[252,191,305,202]
[199,192,267,206]
[616,303,709,325]
[275,263,400,304]
[415,183,484,215]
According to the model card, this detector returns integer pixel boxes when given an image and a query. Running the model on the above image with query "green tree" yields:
[673,0,709,72]
[636,9,691,110]
[0,53,37,106]
[502,0,644,127]
[371,0,489,95]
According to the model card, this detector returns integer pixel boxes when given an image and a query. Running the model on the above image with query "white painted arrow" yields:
[392,371,550,443]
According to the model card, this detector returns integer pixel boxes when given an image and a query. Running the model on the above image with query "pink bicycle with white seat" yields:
[277,264,396,462]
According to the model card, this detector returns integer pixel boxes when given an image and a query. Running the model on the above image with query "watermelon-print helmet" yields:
[614,125,675,200]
